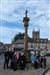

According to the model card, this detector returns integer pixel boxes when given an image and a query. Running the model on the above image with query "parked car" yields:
[28,48,36,54]
[46,51,50,56]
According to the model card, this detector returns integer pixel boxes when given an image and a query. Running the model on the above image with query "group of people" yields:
[3,45,47,71]
[3,49,26,71]
[31,46,46,69]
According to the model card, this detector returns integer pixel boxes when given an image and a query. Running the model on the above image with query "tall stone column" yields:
[23,10,30,50]
[24,27,28,49]
[22,10,30,62]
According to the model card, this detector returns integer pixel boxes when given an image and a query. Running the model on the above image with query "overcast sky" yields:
[0,0,50,44]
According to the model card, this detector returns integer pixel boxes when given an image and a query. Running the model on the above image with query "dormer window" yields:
[44,40,46,42]
[37,40,39,42]
[41,40,43,42]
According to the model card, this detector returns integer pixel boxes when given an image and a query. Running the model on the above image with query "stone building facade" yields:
[0,42,5,54]
[11,30,50,51]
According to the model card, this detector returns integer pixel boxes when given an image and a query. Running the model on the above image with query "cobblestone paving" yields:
[0,65,47,75]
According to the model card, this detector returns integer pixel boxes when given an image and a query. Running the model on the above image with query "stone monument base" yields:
[22,49,31,63]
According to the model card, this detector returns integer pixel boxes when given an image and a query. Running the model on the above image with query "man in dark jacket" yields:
[10,49,14,60]
[3,49,10,69]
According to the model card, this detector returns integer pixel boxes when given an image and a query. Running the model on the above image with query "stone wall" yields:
[47,43,50,51]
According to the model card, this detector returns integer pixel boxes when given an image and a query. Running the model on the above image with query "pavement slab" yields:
[0,65,47,75]
[0,55,50,75]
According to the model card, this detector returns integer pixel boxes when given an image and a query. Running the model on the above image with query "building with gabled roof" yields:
[11,29,50,51]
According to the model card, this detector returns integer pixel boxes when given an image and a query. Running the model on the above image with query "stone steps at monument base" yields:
[41,67,50,75]
[44,70,50,75]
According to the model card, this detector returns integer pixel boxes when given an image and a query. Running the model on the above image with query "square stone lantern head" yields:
[23,17,30,27]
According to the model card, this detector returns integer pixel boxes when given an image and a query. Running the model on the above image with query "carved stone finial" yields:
[25,10,28,17]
